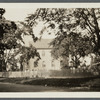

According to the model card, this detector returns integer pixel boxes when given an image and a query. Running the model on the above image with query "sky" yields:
[4,8,36,22]
[1,4,55,40]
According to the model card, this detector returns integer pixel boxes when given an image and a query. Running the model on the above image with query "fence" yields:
[0,69,96,78]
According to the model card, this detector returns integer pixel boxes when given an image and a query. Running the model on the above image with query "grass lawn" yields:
[0,76,100,91]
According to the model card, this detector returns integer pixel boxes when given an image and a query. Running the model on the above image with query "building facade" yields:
[27,39,61,72]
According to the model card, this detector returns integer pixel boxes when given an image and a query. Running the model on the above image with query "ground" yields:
[0,77,100,92]
[0,82,71,92]
[0,82,93,92]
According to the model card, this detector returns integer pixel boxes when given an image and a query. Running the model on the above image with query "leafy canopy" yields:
[26,8,98,68]
[0,8,40,71]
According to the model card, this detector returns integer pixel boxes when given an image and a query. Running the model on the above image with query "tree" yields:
[0,8,17,71]
[73,8,100,56]
[5,22,40,71]
[0,8,40,71]
[50,32,92,68]
[26,8,95,68]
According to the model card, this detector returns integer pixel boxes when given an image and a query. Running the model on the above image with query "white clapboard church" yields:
[26,39,61,72]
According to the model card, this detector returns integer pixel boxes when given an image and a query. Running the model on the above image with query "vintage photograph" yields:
[0,3,100,93]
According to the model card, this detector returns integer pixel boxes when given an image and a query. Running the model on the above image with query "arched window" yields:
[51,60,55,67]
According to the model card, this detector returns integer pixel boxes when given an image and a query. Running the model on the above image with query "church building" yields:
[27,39,61,72]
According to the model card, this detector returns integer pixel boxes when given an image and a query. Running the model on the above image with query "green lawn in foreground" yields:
[0,77,100,90]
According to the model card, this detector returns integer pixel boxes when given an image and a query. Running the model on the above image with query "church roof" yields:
[30,39,53,49]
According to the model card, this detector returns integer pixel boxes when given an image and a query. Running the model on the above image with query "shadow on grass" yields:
[0,76,100,90]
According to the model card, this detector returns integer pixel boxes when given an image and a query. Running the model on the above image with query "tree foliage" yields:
[0,8,40,71]
[26,8,98,68]
[73,8,100,56]
[0,8,17,71]
[50,32,92,68]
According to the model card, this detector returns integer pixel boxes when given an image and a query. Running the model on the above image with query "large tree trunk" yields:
[0,53,6,72]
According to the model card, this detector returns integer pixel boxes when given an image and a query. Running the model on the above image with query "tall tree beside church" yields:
[50,32,92,68]
[0,8,40,71]
[73,8,100,56]
[0,8,17,71]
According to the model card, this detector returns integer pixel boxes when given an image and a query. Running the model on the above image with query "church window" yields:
[51,60,55,67]
[42,51,45,56]
[42,61,46,67]
[60,60,63,67]
[34,61,37,67]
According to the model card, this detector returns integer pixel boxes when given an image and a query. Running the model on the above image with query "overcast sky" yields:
[0,4,56,42]
[4,8,36,21]
[2,3,99,21]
